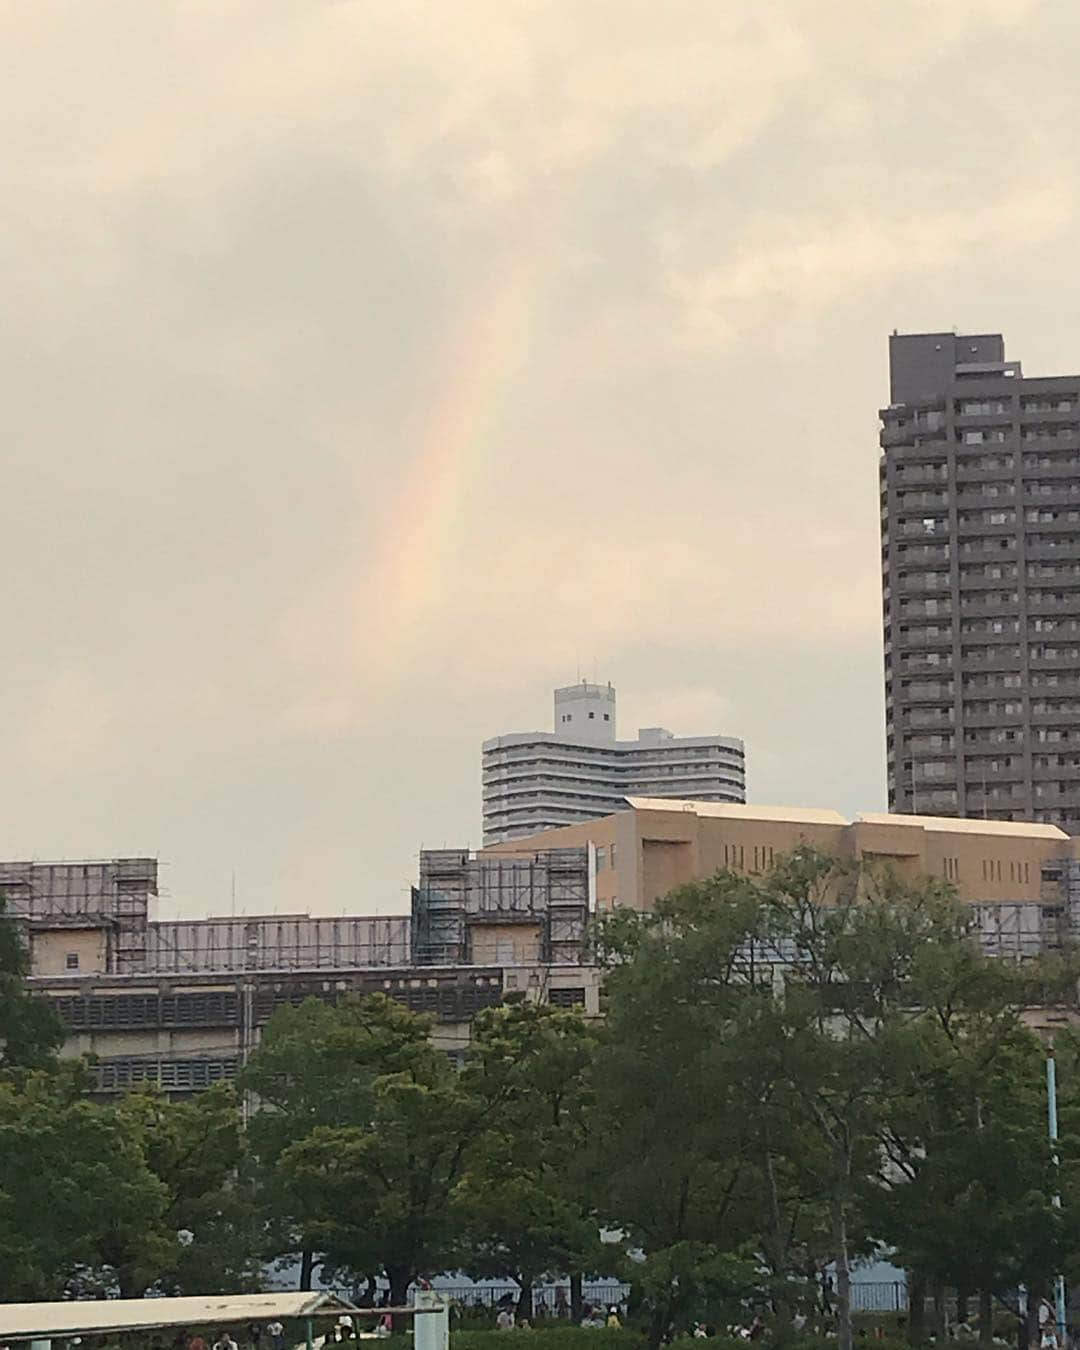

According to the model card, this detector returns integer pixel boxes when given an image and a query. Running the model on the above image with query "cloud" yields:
[0,0,1078,910]
[662,182,1078,348]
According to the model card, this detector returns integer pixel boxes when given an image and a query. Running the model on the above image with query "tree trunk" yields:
[907,1270,926,1346]
[957,1285,972,1326]
[388,1266,412,1310]
[979,1287,994,1347]
[932,1281,947,1342]
[647,1296,672,1350]
[300,1248,315,1291]
[570,1273,584,1324]
[1025,1294,1040,1350]
[516,1277,534,1324]
[117,1266,141,1300]
[831,1195,853,1350]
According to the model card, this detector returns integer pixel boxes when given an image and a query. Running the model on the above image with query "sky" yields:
[5,0,1080,919]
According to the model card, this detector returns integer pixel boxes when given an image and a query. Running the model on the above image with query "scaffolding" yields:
[972,859,1080,959]
[145,915,411,973]
[0,859,156,973]
[412,847,590,965]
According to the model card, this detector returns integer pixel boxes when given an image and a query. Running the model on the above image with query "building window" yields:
[603,713,610,721]
[610,844,617,868]
[65,952,79,970]
[596,846,607,871]
[588,712,595,719]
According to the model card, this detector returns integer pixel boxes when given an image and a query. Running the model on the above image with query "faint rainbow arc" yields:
[358,252,544,684]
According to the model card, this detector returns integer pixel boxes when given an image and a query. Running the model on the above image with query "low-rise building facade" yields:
[5,856,598,1095]
[488,797,1080,958]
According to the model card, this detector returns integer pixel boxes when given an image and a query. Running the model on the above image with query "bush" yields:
[451,1332,645,1350]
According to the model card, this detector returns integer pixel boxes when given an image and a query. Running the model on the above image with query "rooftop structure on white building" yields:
[482,681,747,844]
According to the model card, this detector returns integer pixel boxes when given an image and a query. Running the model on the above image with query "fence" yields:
[411,1285,631,1315]
[331,1280,905,1318]
[849,1283,908,1313]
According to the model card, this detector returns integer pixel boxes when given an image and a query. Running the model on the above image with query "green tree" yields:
[243,992,499,1302]
[456,1001,601,1320]
[0,892,64,1071]
[108,1083,254,1295]
[750,849,979,1350]
[871,944,1079,1346]
[241,992,429,1288]
[595,851,997,1350]
[594,875,773,1348]
[0,1071,170,1298]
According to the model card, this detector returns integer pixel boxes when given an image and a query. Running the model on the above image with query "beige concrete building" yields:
[14,808,1080,1094]
[6,856,598,1094]
[488,797,1080,956]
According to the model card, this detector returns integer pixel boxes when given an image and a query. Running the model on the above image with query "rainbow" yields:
[357,252,543,688]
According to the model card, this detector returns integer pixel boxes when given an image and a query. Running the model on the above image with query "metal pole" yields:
[306,1320,314,1350]
[1047,1045,1067,1344]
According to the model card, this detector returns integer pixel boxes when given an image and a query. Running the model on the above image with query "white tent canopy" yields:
[0,1292,359,1342]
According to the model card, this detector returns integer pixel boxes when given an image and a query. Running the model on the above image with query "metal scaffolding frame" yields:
[412,847,590,965]
[0,859,156,973]
[145,915,411,973]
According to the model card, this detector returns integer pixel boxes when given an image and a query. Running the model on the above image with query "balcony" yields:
[897,492,951,511]
[1021,460,1080,477]
[1030,679,1080,700]
[956,518,1017,536]
[904,683,955,702]
[1027,593,1080,616]
[905,708,956,728]
[959,652,1023,673]
[1025,539,1080,559]
[958,573,1019,591]
[899,657,954,676]
[955,489,1016,510]
[1023,486,1080,506]
[881,424,916,449]
[897,545,951,564]
[958,596,1020,617]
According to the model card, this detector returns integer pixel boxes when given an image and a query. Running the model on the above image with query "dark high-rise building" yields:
[881,331,1080,828]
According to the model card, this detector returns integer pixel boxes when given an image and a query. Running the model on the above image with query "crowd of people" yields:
[186,1323,286,1350]
[494,1304,623,1331]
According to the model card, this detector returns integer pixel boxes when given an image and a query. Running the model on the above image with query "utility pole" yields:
[1046,1042,1068,1343]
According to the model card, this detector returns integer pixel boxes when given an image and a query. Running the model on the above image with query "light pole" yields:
[1046,1042,1068,1343]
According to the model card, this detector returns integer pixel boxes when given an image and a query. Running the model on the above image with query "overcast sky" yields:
[5,0,1080,918]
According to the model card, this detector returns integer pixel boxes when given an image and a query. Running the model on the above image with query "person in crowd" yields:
[188,1334,208,1350]
[212,1331,238,1350]
[265,1323,284,1350]
[248,1324,262,1350]
[606,1308,621,1329]
[554,1290,570,1320]
[496,1309,515,1332]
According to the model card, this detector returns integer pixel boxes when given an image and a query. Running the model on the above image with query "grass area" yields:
[365,1331,913,1350]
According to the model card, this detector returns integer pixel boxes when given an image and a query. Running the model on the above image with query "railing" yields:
[849,1282,908,1312]
[406,1283,632,1314]
[405,1280,908,1316]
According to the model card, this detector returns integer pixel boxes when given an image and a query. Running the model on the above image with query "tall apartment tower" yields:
[482,681,746,844]
[881,331,1080,828]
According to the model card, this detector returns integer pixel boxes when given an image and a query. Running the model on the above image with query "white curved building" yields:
[482,682,746,844]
